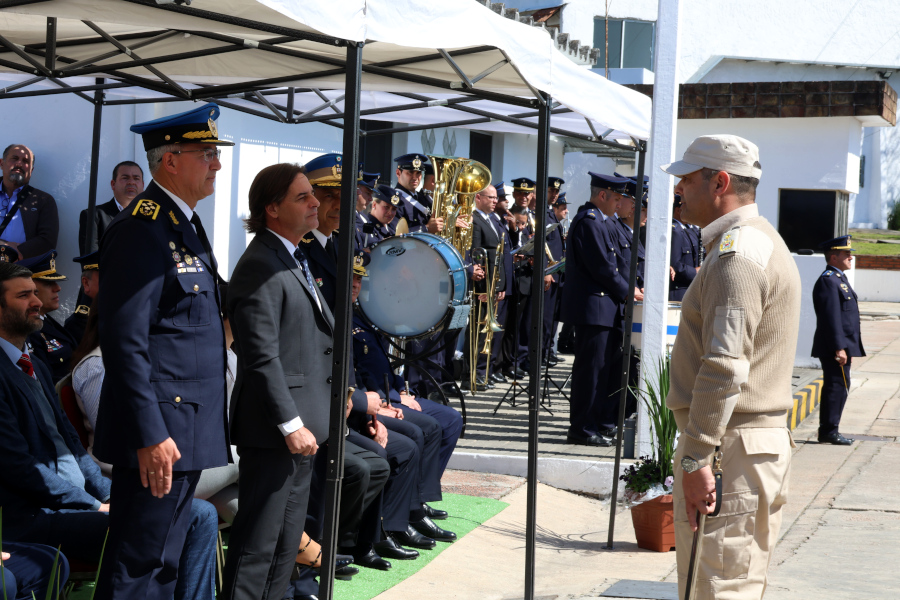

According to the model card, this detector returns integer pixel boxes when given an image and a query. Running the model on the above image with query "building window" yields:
[593,18,655,71]
[778,189,849,253]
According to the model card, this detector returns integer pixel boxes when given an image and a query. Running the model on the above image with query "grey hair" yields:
[147,144,181,174]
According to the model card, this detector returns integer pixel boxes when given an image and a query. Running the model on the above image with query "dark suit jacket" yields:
[94,181,228,470]
[0,351,110,531]
[0,183,58,259]
[79,198,120,254]
[811,267,866,358]
[228,229,335,447]
[471,211,507,295]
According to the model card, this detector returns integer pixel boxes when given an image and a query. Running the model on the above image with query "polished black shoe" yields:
[490,372,507,384]
[334,564,359,580]
[503,367,527,379]
[374,537,420,560]
[392,526,437,550]
[295,596,319,600]
[819,431,854,445]
[423,503,448,520]
[598,426,617,439]
[546,356,559,367]
[354,549,391,571]
[441,382,461,396]
[460,379,487,392]
[566,433,613,447]
[410,516,457,542]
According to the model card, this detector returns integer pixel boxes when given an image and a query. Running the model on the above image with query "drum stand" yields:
[387,330,468,436]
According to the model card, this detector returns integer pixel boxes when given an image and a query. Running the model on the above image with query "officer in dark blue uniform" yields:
[363,185,402,248]
[356,170,379,252]
[542,181,565,366]
[92,103,231,600]
[670,194,700,300]
[18,250,77,384]
[392,154,432,233]
[617,176,647,290]
[551,193,571,359]
[298,153,345,310]
[64,251,99,344]
[560,173,631,446]
[811,235,865,445]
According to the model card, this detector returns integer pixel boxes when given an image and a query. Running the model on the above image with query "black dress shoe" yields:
[598,426,617,438]
[503,367,527,379]
[819,431,854,445]
[546,356,559,367]
[373,537,420,560]
[566,433,613,447]
[295,596,318,600]
[334,564,359,580]
[410,516,457,542]
[460,379,487,392]
[490,372,507,384]
[354,549,391,571]
[392,526,437,550]
[423,503,448,520]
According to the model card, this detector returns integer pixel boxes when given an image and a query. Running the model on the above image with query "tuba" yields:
[427,154,492,257]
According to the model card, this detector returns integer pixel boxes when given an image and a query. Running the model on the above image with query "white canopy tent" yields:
[0,2,652,597]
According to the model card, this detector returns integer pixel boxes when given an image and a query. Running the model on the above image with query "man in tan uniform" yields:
[662,135,801,599]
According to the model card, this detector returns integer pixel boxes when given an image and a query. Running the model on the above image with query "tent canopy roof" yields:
[0,0,651,143]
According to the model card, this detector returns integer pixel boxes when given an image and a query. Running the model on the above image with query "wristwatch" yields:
[681,456,702,473]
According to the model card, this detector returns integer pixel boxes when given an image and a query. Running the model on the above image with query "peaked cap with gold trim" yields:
[18,249,66,281]
[303,153,344,187]
[73,250,99,272]
[130,102,234,151]
[818,235,854,252]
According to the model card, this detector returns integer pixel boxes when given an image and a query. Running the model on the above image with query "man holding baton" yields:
[662,135,801,599]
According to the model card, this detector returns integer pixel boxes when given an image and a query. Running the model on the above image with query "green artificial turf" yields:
[65,493,508,600]
[331,493,508,600]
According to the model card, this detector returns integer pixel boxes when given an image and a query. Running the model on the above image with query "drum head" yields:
[358,235,456,337]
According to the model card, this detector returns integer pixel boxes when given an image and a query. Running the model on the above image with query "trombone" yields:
[468,236,505,394]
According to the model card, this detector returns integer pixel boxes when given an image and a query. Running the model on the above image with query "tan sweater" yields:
[666,203,801,465]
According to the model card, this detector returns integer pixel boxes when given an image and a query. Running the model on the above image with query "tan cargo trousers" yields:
[674,427,794,600]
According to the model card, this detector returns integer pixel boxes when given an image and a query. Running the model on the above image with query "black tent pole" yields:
[524,92,551,600]
[83,78,104,254]
[318,39,362,600]
[606,142,647,549]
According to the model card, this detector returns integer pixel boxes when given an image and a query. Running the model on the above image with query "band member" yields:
[355,170,379,252]
[364,185,403,248]
[392,154,434,233]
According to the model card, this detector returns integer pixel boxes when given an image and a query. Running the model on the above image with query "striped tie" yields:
[17,353,34,378]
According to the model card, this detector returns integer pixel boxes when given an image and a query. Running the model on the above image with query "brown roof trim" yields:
[625,80,897,126]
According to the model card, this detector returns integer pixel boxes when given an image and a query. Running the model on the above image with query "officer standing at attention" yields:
[670,194,700,300]
[663,135,800,600]
[18,250,77,384]
[561,173,631,446]
[92,103,232,600]
[811,235,864,446]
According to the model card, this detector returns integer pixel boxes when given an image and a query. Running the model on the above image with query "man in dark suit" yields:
[16,250,77,384]
[561,173,631,446]
[0,144,58,260]
[79,161,144,254]
[223,162,333,600]
[812,235,865,446]
[670,194,700,300]
[469,184,507,388]
[93,103,232,600]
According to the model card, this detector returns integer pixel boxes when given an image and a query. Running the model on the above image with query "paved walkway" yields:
[374,319,900,600]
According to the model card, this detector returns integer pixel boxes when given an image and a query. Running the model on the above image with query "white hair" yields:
[147,144,181,174]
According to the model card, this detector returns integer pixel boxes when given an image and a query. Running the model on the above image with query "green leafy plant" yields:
[888,200,900,231]
[621,356,678,501]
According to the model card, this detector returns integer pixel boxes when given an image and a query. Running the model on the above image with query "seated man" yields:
[1,542,70,600]
[17,250,77,383]
[0,144,58,260]
[0,262,217,598]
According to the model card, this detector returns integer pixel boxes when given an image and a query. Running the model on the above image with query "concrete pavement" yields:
[373,320,900,600]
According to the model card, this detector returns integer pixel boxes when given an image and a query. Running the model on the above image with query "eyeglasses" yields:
[482,195,498,200]
[172,148,221,162]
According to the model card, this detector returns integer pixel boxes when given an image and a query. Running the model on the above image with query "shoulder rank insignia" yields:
[823,270,832,277]
[133,198,161,220]
[169,210,180,225]
[840,283,849,292]
[74,304,90,315]
[719,229,738,254]
[586,211,596,220]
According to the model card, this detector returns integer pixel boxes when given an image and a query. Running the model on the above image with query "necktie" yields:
[325,237,336,263]
[294,247,322,311]
[190,214,216,267]
[17,353,34,378]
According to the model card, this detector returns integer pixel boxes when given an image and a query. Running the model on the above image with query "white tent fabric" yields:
[0,0,651,141]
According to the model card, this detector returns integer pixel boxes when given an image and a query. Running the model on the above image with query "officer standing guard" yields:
[93,104,231,600]
[812,235,864,445]
[670,194,700,300]
[561,173,631,446]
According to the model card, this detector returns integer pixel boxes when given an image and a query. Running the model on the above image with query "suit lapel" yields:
[259,231,334,329]
[0,354,57,443]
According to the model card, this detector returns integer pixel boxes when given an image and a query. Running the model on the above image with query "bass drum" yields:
[358,232,468,339]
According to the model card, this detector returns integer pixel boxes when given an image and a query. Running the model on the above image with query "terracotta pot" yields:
[630,494,676,552]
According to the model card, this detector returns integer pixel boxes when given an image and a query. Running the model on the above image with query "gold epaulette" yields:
[132,199,161,221]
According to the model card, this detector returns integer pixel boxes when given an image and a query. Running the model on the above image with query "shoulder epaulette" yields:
[586,210,596,220]
[132,198,161,221]
[823,269,833,277]
[74,304,90,315]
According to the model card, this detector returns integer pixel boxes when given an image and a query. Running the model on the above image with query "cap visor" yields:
[660,160,703,176]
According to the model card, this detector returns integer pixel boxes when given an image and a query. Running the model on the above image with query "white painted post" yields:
[637,0,683,458]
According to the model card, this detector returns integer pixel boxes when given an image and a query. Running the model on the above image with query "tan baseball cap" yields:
[661,134,762,179]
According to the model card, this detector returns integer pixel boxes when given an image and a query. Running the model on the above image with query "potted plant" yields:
[621,355,678,552]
